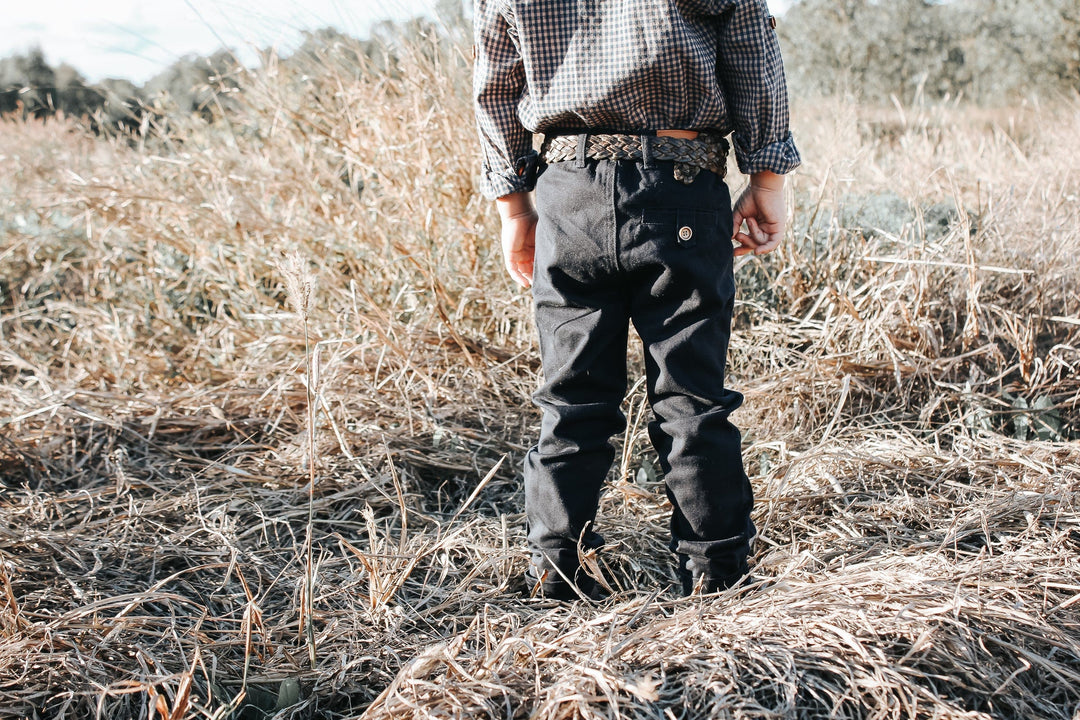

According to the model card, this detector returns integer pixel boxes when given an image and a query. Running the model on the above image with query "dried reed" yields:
[0,31,1078,720]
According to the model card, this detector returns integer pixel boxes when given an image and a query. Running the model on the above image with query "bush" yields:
[780,0,1080,103]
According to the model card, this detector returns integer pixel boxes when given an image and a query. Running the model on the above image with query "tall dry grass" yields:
[1,32,1078,719]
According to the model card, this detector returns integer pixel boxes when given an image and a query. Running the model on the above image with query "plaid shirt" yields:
[473,0,801,199]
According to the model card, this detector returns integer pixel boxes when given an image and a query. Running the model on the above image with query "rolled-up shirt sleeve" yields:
[717,0,801,175]
[473,0,534,199]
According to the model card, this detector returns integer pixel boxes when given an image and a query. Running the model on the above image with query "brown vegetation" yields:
[1,32,1078,720]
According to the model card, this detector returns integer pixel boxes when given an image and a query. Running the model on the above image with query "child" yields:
[473,0,801,599]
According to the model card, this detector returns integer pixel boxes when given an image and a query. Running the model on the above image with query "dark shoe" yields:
[526,566,609,603]
[679,571,749,596]
[676,552,750,596]
[535,580,609,603]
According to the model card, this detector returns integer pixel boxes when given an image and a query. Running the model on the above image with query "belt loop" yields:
[575,133,589,168]
[641,134,656,170]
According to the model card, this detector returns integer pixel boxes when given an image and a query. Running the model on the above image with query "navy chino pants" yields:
[525,138,755,595]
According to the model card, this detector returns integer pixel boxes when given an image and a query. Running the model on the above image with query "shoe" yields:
[534,580,609,603]
[680,572,749,596]
[676,553,750,596]
[525,567,609,603]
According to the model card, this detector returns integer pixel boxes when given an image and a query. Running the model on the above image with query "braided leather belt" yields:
[541,132,728,184]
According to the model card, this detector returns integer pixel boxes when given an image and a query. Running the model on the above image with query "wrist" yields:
[496,192,536,220]
[749,170,785,192]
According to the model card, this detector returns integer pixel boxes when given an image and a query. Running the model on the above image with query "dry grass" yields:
[1,33,1078,719]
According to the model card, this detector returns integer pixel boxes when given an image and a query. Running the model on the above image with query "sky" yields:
[3,0,794,85]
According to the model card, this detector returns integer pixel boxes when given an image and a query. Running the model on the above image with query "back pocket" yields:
[641,208,720,248]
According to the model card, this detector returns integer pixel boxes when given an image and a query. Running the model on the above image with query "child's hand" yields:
[732,171,786,257]
[496,192,538,288]
[500,211,537,288]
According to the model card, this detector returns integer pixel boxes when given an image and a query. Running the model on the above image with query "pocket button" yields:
[678,226,693,242]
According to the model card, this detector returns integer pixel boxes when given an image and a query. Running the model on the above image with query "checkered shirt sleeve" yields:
[717,1,801,175]
[473,0,532,200]
[473,0,801,199]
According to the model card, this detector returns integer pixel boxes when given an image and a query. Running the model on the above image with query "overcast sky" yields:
[3,0,793,84]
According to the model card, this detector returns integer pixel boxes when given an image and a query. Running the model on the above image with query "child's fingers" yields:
[513,260,533,287]
[746,217,767,246]
[753,236,781,255]
[733,230,759,256]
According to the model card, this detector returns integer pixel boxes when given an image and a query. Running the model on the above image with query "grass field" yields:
[1,36,1079,719]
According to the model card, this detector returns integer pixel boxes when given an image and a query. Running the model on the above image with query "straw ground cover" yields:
[1,36,1079,719]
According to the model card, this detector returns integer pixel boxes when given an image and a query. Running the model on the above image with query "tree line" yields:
[0,46,237,130]
[0,6,466,131]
